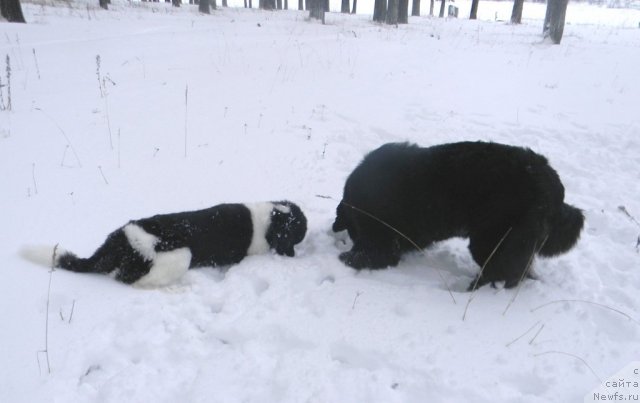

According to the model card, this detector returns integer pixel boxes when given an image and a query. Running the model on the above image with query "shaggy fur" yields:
[23,201,307,287]
[333,142,584,290]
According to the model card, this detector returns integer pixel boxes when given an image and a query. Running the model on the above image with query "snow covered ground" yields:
[1,1,639,402]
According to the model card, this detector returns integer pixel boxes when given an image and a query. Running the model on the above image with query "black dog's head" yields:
[265,201,307,257]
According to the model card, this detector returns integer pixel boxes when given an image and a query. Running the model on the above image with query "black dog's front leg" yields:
[339,238,401,270]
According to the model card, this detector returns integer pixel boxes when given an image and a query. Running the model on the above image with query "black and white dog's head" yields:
[265,201,307,257]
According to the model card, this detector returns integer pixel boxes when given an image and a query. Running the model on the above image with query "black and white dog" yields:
[23,201,307,287]
[333,142,584,290]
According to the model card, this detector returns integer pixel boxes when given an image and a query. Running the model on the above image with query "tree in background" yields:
[99,0,108,10]
[199,0,210,13]
[260,0,275,9]
[386,0,398,24]
[1,0,26,22]
[438,0,445,17]
[398,0,408,23]
[351,0,357,13]
[543,0,570,44]
[373,0,386,22]
[411,0,420,17]
[341,0,349,13]
[309,0,324,22]
[511,0,524,23]
[469,0,479,19]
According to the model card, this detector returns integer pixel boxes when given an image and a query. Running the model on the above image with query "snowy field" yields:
[1,1,640,402]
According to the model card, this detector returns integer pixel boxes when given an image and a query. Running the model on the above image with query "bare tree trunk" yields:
[299,0,303,9]
[260,0,275,9]
[511,0,524,23]
[222,0,227,6]
[438,0,445,17]
[398,0,408,23]
[544,0,552,27]
[386,0,398,24]
[341,0,349,13]
[411,0,420,16]
[351,0,357,13]
[98,0,108,10]
[373,0,386,22]
[0,0,26,22]
[469,0,479,19]
[543,0,570,44]
[277,0,282,9]
[309,0,325,22]
[199,0,210,12]
[172,0,180,6]
[429,0,434,16]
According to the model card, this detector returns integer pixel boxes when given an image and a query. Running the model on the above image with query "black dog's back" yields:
[339,142,556,246]
[334,141,584,289]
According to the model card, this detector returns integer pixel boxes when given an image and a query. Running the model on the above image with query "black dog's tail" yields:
[332,202,348,232]
[538,203,584,257]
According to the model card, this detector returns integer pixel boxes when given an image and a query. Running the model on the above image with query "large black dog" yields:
[333,142,584,290]
[23,201,307,287]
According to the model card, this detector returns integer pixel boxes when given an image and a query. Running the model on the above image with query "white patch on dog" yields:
[123,223,158,261]
[246,202,273,255]
[273,203,291,214]
[133,247,192,288]
[19,245,68,268]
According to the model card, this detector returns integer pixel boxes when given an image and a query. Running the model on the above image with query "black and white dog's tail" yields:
[20,243,117,275]
[57,251,108,273]
[539,203,585,257]
[20,245,83,271]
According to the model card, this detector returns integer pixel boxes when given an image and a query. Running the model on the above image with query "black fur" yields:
[266,202,308,257]
[56,201,307,285]
[333,142,584,290]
